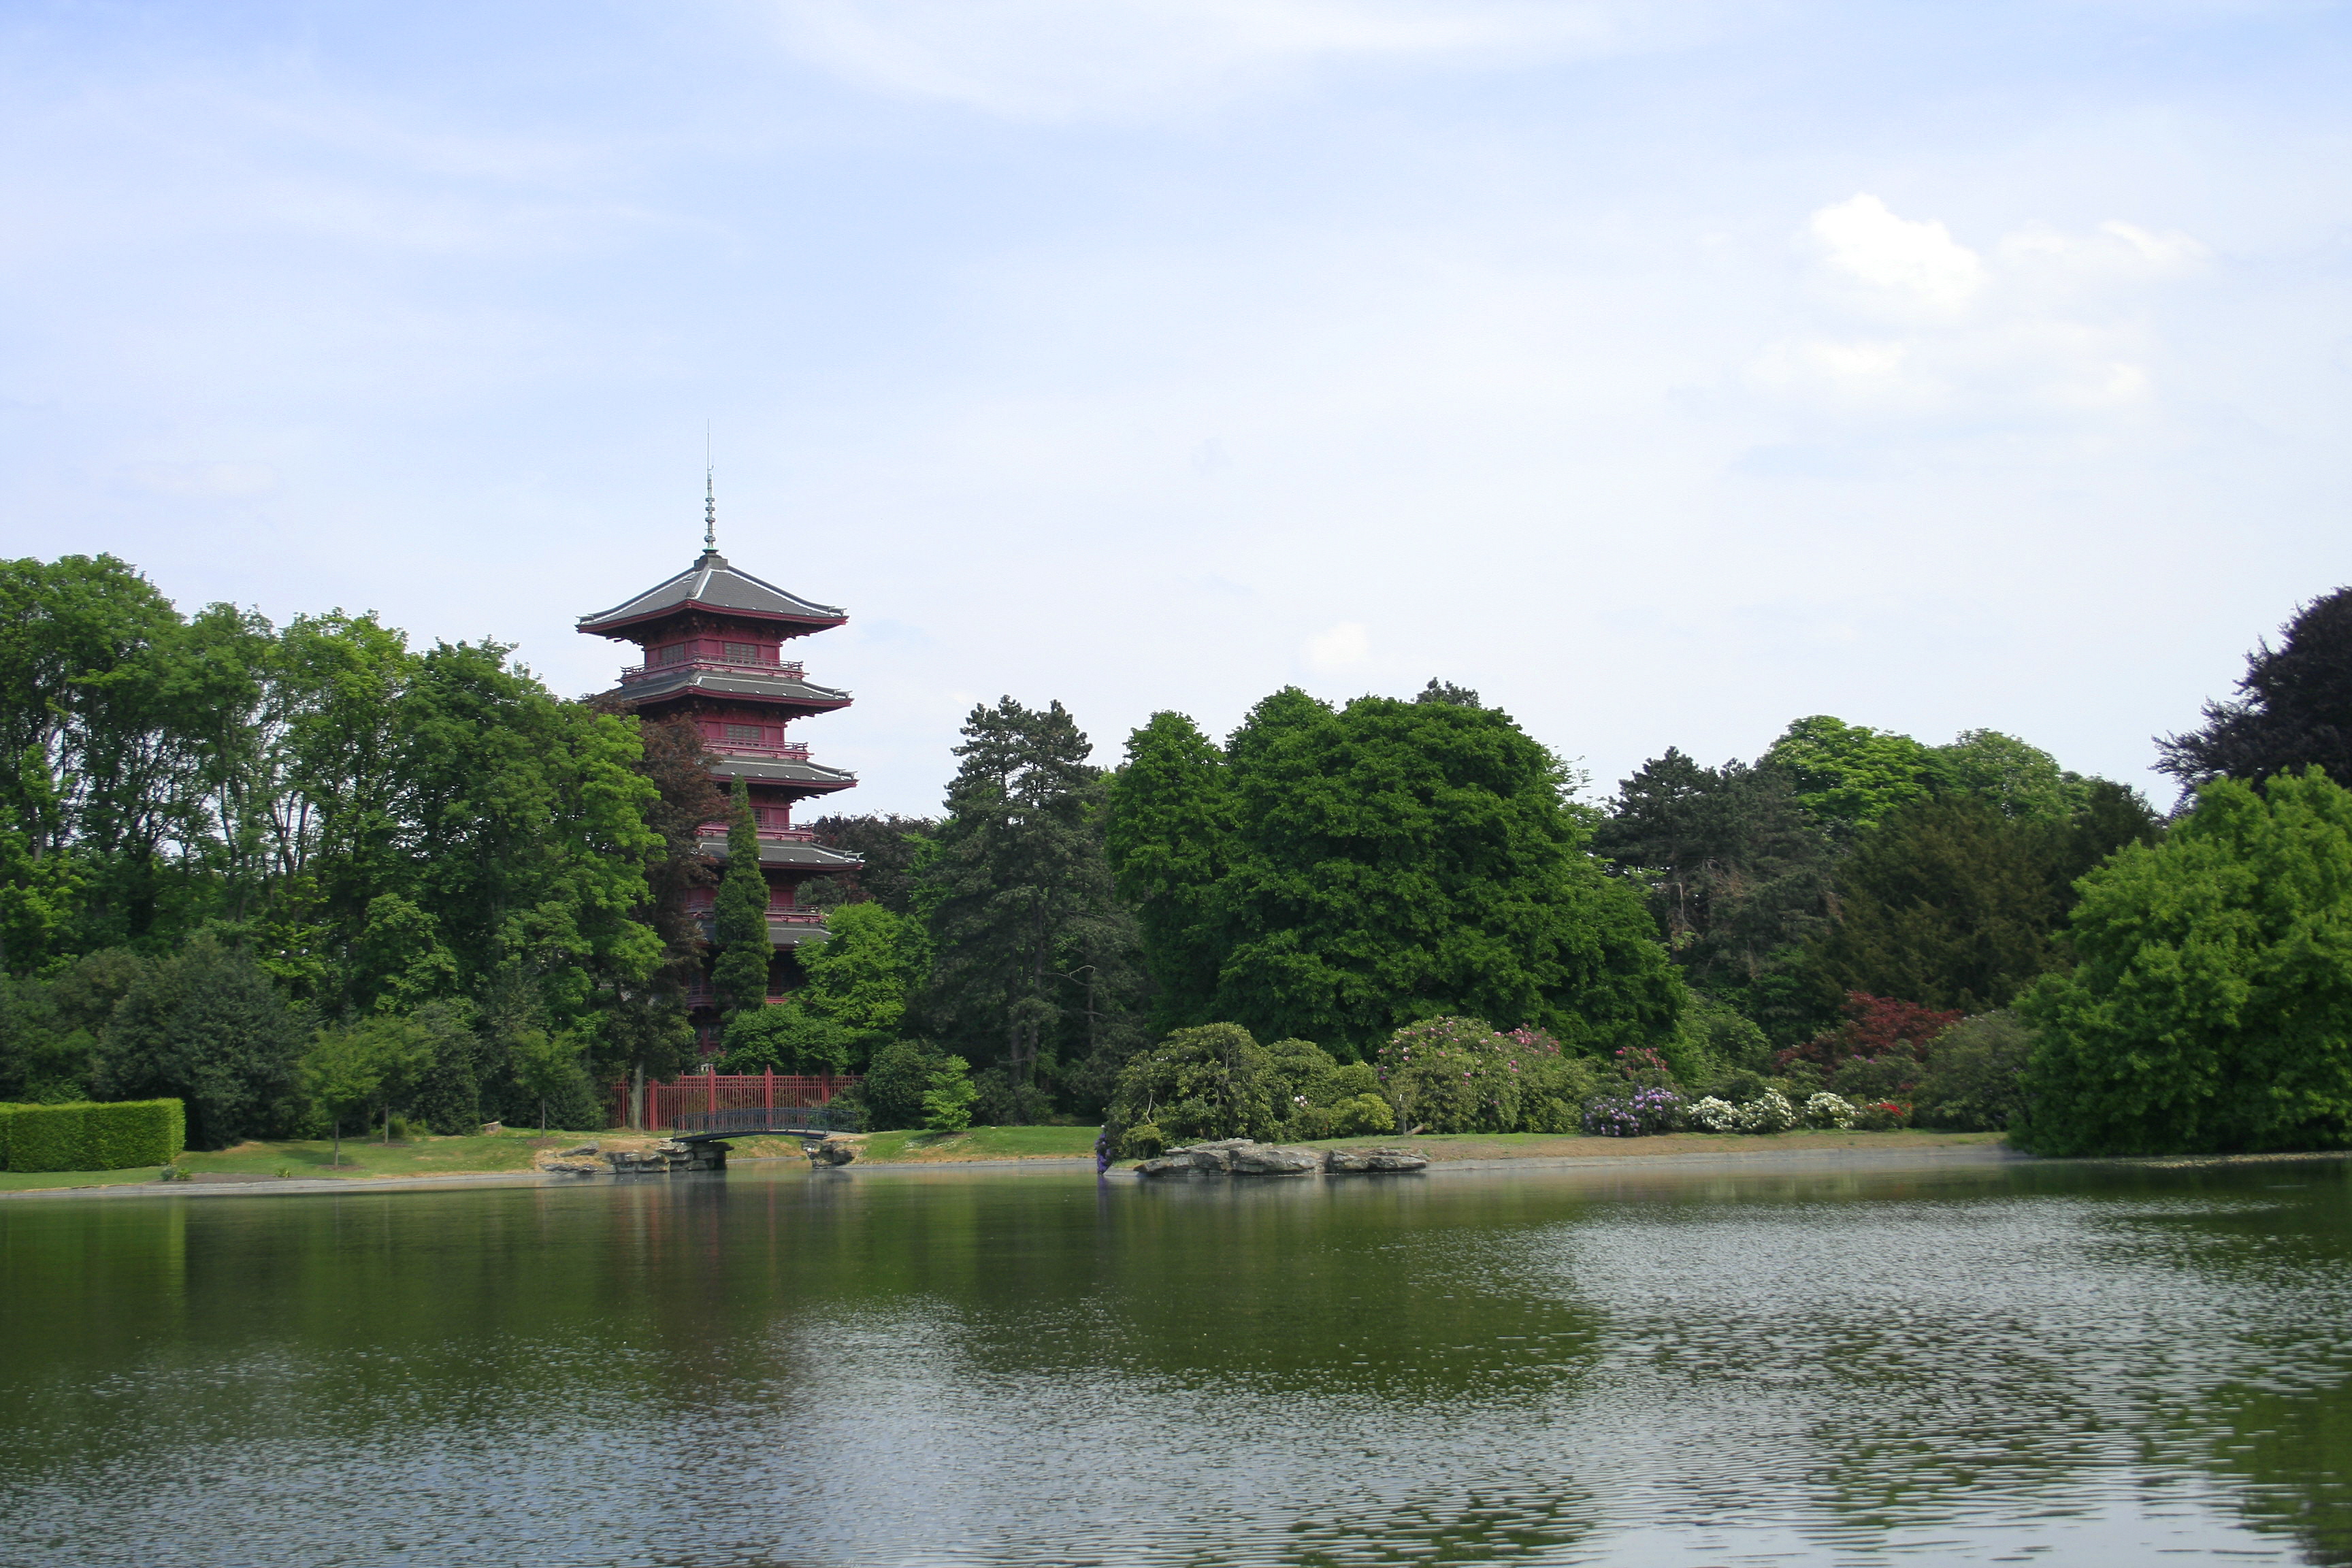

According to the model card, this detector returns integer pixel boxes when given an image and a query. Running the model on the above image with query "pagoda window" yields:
[722,642,762,665]
[723,723,762,745]
[653,642,688,666]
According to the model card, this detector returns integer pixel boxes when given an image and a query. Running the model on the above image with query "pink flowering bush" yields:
[1375,1017,1601,1134]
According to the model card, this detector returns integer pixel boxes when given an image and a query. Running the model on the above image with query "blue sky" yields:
[3,1,2348,814]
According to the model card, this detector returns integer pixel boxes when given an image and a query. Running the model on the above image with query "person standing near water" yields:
[1094,1126,1113,1175]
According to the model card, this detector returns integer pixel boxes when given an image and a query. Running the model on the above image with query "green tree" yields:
[917,698,1143,1117]
[859,1039,942,1131]
[1105,710,1236,1032]
[300,1019,389,1167]
[508,1026,588,1135]
[921,1054,978,1132]
[1763,715,1939,830]
[709,778,771,1015]
[798,901,924,1037]
[95,935,304,1149]
[1910,1011,2034,1131]
[1931,730,2080,820]
[717,1002,858,1075]
[406,1000,483,1134]
[1593,749,1839,1041]
[1810,787,2161,1013]
[2017,770,2352,1156]
[800,813,941,915]
[1208,691,1682,1059]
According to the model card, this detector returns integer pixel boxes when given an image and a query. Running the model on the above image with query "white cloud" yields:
[770,0,1737,119]
[1307,621,1371,671]
[1995,219,2210,279]
[1762,195,2202,416]
[1809,193,1987,316]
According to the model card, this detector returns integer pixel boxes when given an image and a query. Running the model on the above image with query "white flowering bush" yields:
[1688,1096,1740,1132]
[1735,1088,1799,1134]
[1803,1092,1857,1130]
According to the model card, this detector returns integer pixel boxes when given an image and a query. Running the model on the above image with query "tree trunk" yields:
[332,1120,341,1169]
[631,1063,645,1130]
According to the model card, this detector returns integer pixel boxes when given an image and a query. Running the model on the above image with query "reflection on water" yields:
[1,1153,2347,1566]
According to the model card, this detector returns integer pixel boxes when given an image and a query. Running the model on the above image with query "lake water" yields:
[3,1149,2349,1567]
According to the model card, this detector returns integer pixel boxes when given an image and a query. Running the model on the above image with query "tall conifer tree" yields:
[710,778,770,1015]
[918,698,1141,1113]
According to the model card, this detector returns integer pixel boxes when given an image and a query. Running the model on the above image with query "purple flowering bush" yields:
[1582,1085,1686,1137]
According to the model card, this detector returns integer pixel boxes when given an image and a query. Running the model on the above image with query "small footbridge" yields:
[666,1104,860,1143]
[615,1071,862,1145]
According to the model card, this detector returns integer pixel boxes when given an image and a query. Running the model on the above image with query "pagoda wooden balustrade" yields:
[609,1069,858,1132]
[706,740,814,762]
[695,820,818,841]
[619,656,806,685]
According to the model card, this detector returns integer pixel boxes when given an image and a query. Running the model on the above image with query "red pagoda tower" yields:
[578,485,864,1047]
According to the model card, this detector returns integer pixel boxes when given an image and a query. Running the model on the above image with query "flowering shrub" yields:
[1803,1092,1857,1130]
[1377,1017,1529,1133]
[1850,1099,1910,1131]
[1735,1089,1799,1134]
[1688,1096,1740,1132]
[1612,1045,1677,1087]
[1582,1086,1684,1137]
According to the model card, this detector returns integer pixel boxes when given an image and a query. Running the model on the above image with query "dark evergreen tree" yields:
[916,698,1143,1117]
[800,813,942,914]
[1593,750,1840,1042]
[709,778,770,1016]
[407,1000,485,1134]
[1808,787,2161,1013]
[2159,587,2352,794]
[93,934,303,1148]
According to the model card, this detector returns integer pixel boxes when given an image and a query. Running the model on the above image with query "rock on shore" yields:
[1134,1139,1428,1177]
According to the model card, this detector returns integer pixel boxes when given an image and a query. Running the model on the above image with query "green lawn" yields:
[856,1125,1102,1162]
[0,1129,615,1194]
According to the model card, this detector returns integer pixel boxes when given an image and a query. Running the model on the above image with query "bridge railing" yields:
[609,1071,860,1132]
[669,1104,860,1137]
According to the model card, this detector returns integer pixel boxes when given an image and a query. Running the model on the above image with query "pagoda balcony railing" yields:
[688,908,832,942]
[711,740,813,762]
[619,656,806,685]
[696,822,819,843]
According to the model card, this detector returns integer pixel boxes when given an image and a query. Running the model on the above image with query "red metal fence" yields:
[608,1071,858,1131]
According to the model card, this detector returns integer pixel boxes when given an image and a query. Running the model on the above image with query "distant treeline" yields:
[4,553,2349,1156]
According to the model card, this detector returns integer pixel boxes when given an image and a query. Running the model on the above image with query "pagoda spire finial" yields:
[702,427,717,554]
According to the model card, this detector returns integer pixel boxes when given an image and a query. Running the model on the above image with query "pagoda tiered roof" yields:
[614,662,852,713]
[578,549,847,638]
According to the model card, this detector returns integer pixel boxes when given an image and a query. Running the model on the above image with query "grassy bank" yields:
[853,1125,1102,1162]
[0,1129,610,1194]
[0,1124,2012,1194]
[837,1125,2007,1164]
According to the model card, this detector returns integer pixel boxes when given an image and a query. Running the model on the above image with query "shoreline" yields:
[5,1132,2345,1201]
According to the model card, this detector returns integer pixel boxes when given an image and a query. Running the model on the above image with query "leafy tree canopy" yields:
[2019,769,2352,1156]
[1109,688,1684,1060]
[1763,715,1940,830]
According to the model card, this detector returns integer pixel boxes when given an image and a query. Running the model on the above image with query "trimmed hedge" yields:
[0,1100,186,1172]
